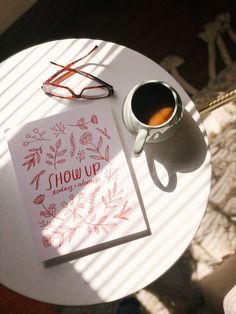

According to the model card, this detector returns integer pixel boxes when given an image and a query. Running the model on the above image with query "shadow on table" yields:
[144,110,208,192]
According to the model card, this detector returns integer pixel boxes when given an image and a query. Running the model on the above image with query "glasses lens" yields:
[44,84,72,98]
[81,86,110,99]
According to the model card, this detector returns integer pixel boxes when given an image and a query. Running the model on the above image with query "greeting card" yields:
[6,104,150,262]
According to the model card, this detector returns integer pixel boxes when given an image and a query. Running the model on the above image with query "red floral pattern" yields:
[79,131,93,145]
[19,111,133,250]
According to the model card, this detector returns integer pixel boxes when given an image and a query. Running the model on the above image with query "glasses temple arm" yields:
[50,61,113,90]
[43,46,99,84]
[62,45,98,68]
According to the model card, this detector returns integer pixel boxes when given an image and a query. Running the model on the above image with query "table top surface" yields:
[0,38,211,305]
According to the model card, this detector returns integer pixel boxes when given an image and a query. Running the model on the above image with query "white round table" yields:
[0,38,211,305]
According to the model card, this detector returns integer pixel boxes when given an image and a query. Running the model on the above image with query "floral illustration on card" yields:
[80,132,110,163]
[22,146,43,171]
[42,224,77,248]
[45,138,67,169]
[104,167,118,182]
[76,150,85,162]
[113,201,132,221]
[8,106,147,260]
[42,225,76,247]
[23,128,49,147]
[33,194,63,222]
[34,194,78,247]
[30,170,46,190]
[61,193,84,222]
[50,122,66,137]
[34,177,133,247]
[96,127,111,140]
[88,186,101,214]
[86,214,117,235]
[69,133,76,158]
[102,182,123,210]
[69,114,98,129]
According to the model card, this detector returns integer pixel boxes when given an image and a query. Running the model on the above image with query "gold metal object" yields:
[199,89,236,115]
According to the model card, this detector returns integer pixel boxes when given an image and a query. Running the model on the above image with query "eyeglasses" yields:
[42,45,114,100]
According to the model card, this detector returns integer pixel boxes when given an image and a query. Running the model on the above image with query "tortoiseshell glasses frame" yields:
[42,45,114,99]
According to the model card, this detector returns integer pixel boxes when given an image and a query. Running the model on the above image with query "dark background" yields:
[1,0,236,89]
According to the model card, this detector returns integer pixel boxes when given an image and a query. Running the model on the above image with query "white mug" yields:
[122,80,184,157]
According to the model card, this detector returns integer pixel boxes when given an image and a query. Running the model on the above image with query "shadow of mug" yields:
[144,110,208,192]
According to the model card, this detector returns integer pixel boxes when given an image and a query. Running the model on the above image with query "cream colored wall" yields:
[0,0,37,34]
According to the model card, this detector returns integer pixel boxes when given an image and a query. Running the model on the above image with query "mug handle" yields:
[133,128,149,157]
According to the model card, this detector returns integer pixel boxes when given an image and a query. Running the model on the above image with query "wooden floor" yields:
[0,284,57,314]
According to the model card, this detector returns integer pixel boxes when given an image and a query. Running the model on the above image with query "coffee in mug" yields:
[123,81,183,157]
[131,82,176,126]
